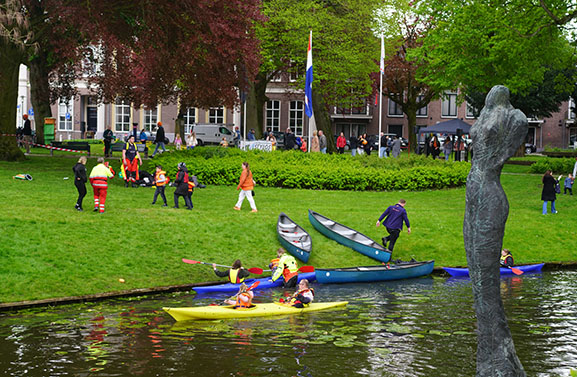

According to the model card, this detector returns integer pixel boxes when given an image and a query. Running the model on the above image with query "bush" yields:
[62,139,103,145]
[528,157,575,175]
[153,147,471,191]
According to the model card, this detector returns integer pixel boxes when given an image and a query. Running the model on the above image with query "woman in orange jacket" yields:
[234,162,257,212]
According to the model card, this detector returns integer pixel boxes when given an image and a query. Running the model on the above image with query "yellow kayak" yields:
[163,301,348,321]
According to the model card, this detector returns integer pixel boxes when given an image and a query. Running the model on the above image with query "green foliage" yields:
[528,157,575,174]
[154,147,470,191]
[61,139,103,145]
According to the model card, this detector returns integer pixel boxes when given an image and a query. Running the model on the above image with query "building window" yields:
[266,100,281,132]
[270,72,282,82]
[143,107,158,132]
[58,98,73,131]
[442,92,458,117]
[466,102,476,119]
[388,98,403,117]
[289,101,304,136]
[209,107,224,123]
[184,108,196,134]
[569,98,576,120]
[115,98,131,132]
[416,95,427,117]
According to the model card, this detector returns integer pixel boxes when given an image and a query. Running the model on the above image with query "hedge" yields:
[152,147,471,191]
[528,157,575,175]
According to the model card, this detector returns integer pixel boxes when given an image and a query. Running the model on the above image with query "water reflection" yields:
[0,272,575,376]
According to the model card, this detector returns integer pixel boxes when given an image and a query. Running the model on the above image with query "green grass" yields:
[0,155,575,303]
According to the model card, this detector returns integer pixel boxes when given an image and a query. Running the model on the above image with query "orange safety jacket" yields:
[187,181,195,192]
[155,170,168,186]
[235,292,253,308]
[269,258,280,271]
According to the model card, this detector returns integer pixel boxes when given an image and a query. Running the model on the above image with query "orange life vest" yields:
[235,292,253,308]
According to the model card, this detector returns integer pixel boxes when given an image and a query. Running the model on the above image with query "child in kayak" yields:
[224,283,254,308]
[271,248,299,288]
[268,248,283,276]
[500,249,514,267]
[285,279,314,308]
[213,260,250,283]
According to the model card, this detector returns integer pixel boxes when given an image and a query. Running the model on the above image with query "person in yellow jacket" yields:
[271,248,299,288]
[89,157,114,213]
[151,165,168,206]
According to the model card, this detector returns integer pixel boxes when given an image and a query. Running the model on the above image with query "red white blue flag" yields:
[305,30,314,118]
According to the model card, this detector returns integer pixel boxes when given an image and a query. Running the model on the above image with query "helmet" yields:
[178,162,186,169]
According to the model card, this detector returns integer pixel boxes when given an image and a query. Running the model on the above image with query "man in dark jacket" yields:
[173,162,193,210]
[152,121,166,157]
[22,114,32,154]
[376,199,411,252]
[103,126,114,157]
[285,128,297,150]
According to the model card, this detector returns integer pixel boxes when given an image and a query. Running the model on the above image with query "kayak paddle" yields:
[262,265,315,273]
[182,258,264,275]
[507,266,523,275]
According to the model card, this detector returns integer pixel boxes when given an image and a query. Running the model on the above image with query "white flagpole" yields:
[378,35,384,156]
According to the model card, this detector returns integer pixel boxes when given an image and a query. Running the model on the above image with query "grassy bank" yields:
[0,155,575,303]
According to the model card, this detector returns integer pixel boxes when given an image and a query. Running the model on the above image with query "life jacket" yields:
[89,164,114,188]
[235,292,253,308]
[229,268,245,284]
[281,255,299,282]
[155,170,168,186]
[187,180,195,192]
[269,258,280,271]
[290,288,315,307]
[500,253,514,267]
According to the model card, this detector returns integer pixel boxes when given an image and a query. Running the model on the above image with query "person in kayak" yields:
[271,248,299,288]
[213,260,250,283]
[500,249,514,267]
[286,279,314,308]
[268,248,283,276]
[224,283,254,308]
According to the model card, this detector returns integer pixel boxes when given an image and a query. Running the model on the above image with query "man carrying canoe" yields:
[271,248,299,288]
[213,260,250,283]
[376,199,411,252]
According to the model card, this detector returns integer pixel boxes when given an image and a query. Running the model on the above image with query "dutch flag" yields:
[305,30,313,118]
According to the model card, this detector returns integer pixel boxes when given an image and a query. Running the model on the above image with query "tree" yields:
[248,0,384,150]
[411,0,576,112]
[374,10,442,152]
[0,0,262,161]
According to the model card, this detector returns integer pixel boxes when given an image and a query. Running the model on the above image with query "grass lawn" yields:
[0,154,575,303]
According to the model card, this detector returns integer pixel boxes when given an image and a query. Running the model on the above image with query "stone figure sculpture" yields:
[463,85,527,376]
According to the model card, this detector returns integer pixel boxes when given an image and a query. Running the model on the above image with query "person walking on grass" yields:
[234,161,257,212]
[72,156,88,211]
[376,199,411,252]
[89,157,114,214]
[152,121,166,157]
[564,173,574,195]
[151,165,168,207]
[173,162,193,210]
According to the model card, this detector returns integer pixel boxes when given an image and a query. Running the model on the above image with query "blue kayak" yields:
[443,263,544,277]
[192,272,317,294]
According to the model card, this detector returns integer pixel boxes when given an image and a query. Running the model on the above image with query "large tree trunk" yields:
[405,107,418,153]
[0,42,25,161]
[28,54,53,145]
[312,90,336,153]
[245,71,269,139]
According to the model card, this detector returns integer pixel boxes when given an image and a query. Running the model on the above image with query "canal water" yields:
[0,270,575,376]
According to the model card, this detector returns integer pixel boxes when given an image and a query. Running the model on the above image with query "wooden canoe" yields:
[308,210,391,263]
[277,212,312,262]
[316,260,435,284]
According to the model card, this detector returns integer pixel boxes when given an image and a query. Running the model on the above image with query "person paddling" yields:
[213,260,250,283]
[500,249,514,267]
[271,248,299,288]
[284,279,314,308]
[224,283,254,308]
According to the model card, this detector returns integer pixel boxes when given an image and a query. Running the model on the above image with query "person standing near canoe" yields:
[376,199,411,252]
[213,260,250,283]
[271,248,299,288]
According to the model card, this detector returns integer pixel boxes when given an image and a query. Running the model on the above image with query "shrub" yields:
[153,147,470,191]
[528,158,575,175]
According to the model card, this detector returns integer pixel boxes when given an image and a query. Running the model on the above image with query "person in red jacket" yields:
[336,132,347,154]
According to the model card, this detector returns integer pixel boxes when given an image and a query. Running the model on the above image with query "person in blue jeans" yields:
[376,199,411,252]
[152,122,166,157]
[564,173,574,195]
[541,170,558,214]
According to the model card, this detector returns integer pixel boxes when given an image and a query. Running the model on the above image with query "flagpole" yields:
[305,30,314,152]
[378,35,384,156]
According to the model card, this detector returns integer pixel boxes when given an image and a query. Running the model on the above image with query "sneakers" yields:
[93,207,98,212]
[251,209,258,213]
[234,206,241,211]
[162,204,168,207]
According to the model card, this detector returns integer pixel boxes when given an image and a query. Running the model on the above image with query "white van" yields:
[191,124,234,146]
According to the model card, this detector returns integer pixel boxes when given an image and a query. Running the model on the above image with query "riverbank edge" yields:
[2,263,576,313]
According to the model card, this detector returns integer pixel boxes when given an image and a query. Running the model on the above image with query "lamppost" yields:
[20,96,25,127]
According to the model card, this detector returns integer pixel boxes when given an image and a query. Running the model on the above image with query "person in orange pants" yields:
[122,135,142,188]
[89,158,114,213]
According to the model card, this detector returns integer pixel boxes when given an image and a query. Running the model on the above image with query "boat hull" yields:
[316,261,435,284]
[443,263,545,277]
[277,213,311,263]
[163,301,348,321]
[192,272,316,294]
[308,210,391,263]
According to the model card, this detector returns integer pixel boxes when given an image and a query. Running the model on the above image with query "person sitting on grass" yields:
[213,260,250,283]
[282,279,314,308]
[224,283,254,308]
[500,249,514,267]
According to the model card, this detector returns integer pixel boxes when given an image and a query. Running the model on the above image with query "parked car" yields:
[525,143,537,154]
[191,123,234,146]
